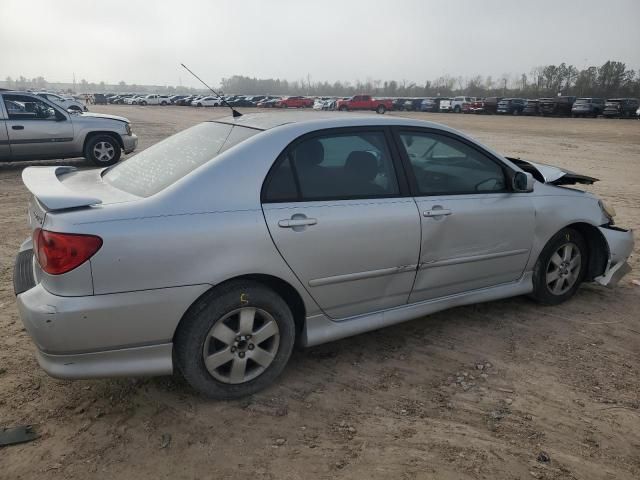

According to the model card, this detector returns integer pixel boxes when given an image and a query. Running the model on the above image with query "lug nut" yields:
[238,351,245,358]
[236,336,241,342]
[230,346,236,353]
[248,344,255,350]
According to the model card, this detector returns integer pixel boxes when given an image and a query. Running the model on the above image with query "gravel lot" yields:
[1,106,639,479]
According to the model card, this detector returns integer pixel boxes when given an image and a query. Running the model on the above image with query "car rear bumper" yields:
[14,252,210,378]
[35,343,173,379]
[595,226,634,287]
[122,133,138,154]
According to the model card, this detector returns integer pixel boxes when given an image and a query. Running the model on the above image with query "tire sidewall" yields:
[175,281,296,399]
[532,228,588,305]
[85,135,121,167]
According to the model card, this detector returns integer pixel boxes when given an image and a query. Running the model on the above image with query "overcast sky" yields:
[1,0,638,88]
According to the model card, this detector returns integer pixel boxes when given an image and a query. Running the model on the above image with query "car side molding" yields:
[302,272,534,347]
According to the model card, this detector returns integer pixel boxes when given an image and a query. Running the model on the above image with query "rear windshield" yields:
[104,122,259,197]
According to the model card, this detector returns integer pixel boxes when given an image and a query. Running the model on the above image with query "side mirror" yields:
[513,171,534,193]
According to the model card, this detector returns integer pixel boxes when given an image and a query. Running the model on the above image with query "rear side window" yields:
[263,131,399,202]
[399,131,506,195]
[104,122,258,197]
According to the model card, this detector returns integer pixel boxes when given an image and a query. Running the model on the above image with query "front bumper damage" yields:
[594,226,634,287]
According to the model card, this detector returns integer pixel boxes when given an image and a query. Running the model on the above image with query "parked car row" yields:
[94,92,640,118]
[404,95,639,118]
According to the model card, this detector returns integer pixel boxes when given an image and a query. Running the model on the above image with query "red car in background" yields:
[336,95,393,114]
[276,96,313,108]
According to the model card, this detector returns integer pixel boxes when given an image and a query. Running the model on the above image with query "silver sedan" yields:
[14,111,633,399]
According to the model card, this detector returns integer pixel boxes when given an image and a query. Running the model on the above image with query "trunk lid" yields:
[506,157,598,186]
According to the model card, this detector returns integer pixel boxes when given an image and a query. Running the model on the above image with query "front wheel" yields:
[140,101,147,106]
[376,104,386,114]
[84,135,122,167]
[531,228,587,305]
[174,281,296,399]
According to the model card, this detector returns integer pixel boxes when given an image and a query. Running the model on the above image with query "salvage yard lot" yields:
[1,106,639,479]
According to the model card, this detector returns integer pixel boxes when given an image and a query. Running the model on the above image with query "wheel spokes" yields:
[204,348,234,370]
[249,346,275,368]
[229,357,248,383]
[252,319,278,345]
[238,307,256,335]
[550,252,563,267]
[210,321,236,345]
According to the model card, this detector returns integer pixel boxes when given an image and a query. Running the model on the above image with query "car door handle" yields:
[423,208,452,217]
[12,125,24,130]
[278,218,317,228]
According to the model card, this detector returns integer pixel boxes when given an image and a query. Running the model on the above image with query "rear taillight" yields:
[32,228,102,275]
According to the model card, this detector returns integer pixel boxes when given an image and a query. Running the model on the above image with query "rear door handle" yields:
[12,125,24,130]
[278,218,317,228]
[423,209,452,217]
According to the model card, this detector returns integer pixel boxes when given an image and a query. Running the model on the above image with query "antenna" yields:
[180,63,242,118]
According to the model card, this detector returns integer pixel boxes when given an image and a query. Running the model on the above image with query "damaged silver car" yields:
[13,112,633,399]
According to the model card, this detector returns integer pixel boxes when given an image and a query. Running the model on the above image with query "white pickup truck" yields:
[138,94,171,106]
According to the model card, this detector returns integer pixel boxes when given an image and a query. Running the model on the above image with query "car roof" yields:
[211,110,459,133]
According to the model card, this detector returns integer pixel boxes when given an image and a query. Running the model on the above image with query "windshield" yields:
[104,122,259,197]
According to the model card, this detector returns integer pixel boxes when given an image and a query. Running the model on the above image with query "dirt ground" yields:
[1,106,639,480]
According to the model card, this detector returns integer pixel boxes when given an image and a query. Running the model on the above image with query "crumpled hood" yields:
[507,157,598,186]
[71,111,129,123]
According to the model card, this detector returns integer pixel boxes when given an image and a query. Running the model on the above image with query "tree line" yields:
[220,60,639,98]
[3,60,639,99]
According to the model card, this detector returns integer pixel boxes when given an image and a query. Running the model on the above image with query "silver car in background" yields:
[0,91,137,165]
[13,111,633,399]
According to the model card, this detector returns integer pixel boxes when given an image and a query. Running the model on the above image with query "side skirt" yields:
[302,272,533,347]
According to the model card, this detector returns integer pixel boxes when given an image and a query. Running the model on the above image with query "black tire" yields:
[84,134,121,167]
[196,103,202,107]
[174,280,296,400]
[376,104,386,114]
[531,228,587,305]
[140,101,147,106]
[161,101,167,106]
[339,105,348,112]
[454,105,461,113]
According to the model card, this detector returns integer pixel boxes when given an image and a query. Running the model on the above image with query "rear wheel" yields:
[84,134,121,167]
[175,281,296,399]
[376,104,386,114]
[531,228,587,305]
[339,105,348,112]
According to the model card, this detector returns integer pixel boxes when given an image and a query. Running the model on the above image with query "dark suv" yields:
[539,96,576,116]
[482,97,503,114]
[523,99,540,115]
[603,98,640,118]
[496,98,526,115]
[571,98,604,117]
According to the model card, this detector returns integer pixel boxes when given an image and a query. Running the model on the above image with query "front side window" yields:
[2,94,58,120]
[399,131,506,195]
[263,131,399,202]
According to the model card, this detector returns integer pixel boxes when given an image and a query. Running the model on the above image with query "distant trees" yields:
[1,60,638,98]
[219,60,639,98]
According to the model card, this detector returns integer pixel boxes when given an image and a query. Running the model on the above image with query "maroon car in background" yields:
[276,96,313,108]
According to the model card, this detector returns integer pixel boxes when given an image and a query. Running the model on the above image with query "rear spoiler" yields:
[21,166,102,211]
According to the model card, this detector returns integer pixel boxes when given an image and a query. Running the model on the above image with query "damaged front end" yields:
[594,226,634,288]
[507,157,598,186]
[508,157,634,288]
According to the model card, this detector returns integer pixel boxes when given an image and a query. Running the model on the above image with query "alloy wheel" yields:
[93,141,115,163]
[545,242,581,295]
[202,307,280,384]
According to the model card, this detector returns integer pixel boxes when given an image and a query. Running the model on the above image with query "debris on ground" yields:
[160,433,171,449]
[537,451,551,463]
[0,425,39,447]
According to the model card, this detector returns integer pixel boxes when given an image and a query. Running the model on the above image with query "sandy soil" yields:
[1,106,639,479]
